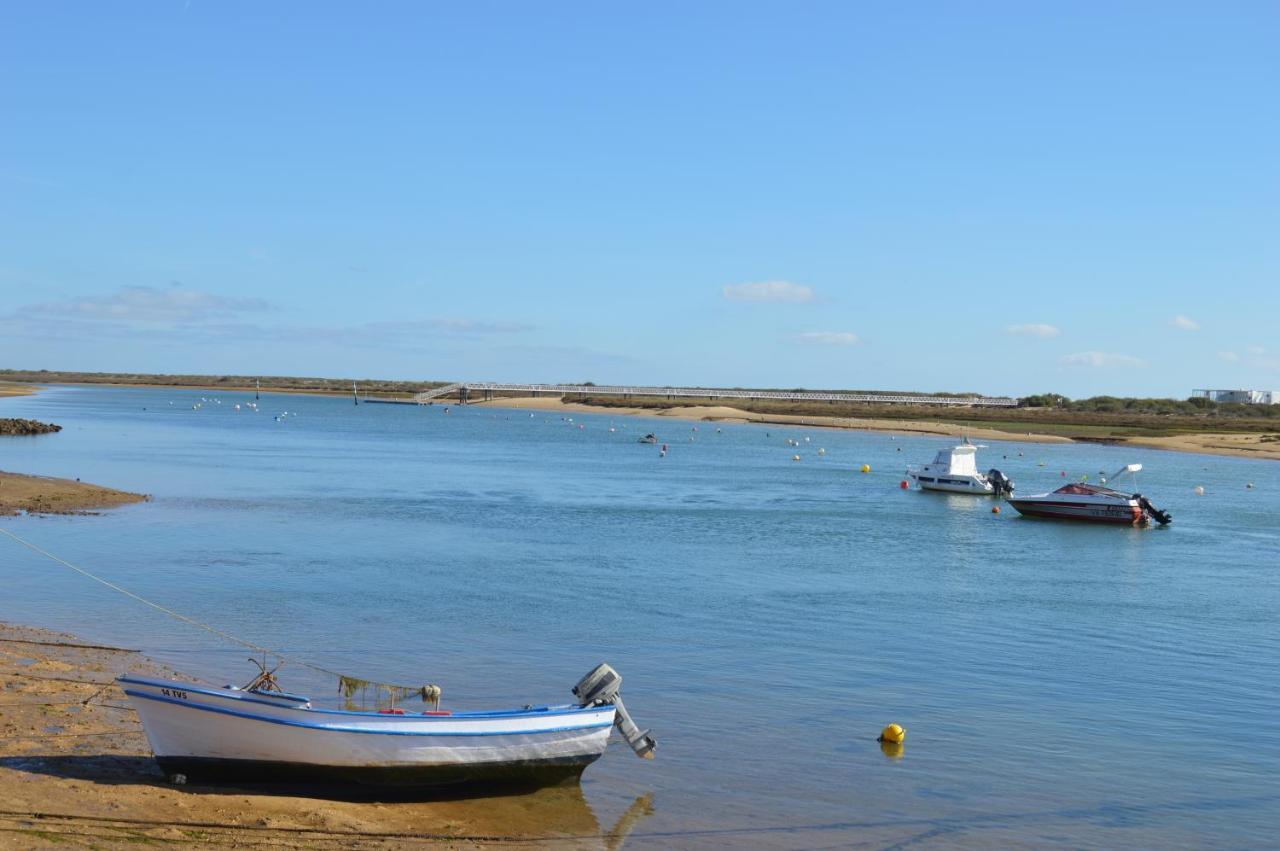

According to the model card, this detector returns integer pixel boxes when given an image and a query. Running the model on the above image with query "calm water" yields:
[2,386,1278,848]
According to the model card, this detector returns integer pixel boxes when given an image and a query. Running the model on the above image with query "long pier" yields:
[363,382,1018,408]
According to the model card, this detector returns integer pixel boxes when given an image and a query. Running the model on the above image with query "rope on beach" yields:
[0,527,441,705]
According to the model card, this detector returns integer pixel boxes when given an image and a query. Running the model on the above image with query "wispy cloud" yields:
[722,281,815,303]
[3,287,533,351]
[1005,323,1061,338]
[1170,314,1199,331]
[22,285,269,323]
[1060,351,1148,368]
[794,331,859,346]
[1247,345,1266,356]
[1218,351,1240,362]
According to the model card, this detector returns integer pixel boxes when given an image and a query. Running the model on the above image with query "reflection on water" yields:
[1,385,1279,848]
[414,787,652,850]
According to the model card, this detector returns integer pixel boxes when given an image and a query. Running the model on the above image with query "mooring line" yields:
[0,526,432,695]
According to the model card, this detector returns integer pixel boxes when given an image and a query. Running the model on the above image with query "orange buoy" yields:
[992,505,1001,514]
[900,480,909,490]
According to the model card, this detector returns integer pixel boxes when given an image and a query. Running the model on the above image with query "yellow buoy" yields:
[878,723,905,744]
[860,464,871,474]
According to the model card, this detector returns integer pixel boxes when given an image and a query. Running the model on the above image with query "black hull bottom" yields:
[155,754,598,798]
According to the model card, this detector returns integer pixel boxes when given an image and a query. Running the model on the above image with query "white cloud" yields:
[1247,345,1266,356]
[794,331,859,346]
[1217,351,1240,362]
[1170,314,1199,331]
[1059,351,1148,368]
[1005,323,1061,338]
[23,285,269,323]
[722,281,815,303]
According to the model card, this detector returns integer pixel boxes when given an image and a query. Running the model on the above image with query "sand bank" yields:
[0,472,148,516]
[0,621,650,849]
[0,383,37,398]
[1116,432,1280,462]
[474,396,1073,444]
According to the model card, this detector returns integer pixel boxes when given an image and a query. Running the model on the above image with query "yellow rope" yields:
[0,526,439,700]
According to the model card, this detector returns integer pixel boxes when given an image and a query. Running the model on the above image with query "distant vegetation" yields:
[1019,392,1278,417]
[0,370,450,398]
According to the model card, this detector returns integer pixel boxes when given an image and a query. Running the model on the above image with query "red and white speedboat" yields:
[1006,464,1171,526]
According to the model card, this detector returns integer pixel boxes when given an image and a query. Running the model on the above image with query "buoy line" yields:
[0,526,435,696]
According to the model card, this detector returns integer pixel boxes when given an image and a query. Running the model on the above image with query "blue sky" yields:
[1,2,1276,397]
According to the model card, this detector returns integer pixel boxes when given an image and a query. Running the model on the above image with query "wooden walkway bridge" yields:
[381,383,1019,407]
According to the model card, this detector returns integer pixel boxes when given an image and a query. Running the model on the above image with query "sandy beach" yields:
[0,472,147,516]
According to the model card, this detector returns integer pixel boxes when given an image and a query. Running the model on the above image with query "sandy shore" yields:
[474,396,1074,444]
[0,472,148,516]
[0,621,652,850]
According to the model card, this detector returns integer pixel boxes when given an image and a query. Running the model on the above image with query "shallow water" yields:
[2,386,1277,848]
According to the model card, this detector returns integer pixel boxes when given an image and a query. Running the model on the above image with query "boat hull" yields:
[915,478,994,495]
[120,676,615,793]
[153,754,596,789]
[1006,499,1143,524]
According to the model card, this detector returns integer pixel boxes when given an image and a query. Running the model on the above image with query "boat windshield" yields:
[1052,482,1129,498]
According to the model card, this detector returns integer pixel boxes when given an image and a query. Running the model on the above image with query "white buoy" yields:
[1194,486,1205,496]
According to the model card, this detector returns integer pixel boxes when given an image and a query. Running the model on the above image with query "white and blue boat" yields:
[119,663,654,792]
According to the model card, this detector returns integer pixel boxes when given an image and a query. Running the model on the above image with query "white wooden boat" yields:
[119,663,654,791]
[907,438,1014,496]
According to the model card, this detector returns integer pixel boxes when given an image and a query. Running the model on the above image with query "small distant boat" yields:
[1006,464,1172,525]
[120,663,654,792]
[907,438,1014,496]
[638,433,657,444]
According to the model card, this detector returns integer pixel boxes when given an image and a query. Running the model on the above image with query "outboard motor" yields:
[574,663,656,759]
[1135,494,1172,526]
[987,468,1015,497]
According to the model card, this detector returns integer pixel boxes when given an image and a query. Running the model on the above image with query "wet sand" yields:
[0,472,148,516]
[0,621,651,850]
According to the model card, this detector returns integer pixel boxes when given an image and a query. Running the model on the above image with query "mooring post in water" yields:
[255,379,260,400]
[353,381,358,405]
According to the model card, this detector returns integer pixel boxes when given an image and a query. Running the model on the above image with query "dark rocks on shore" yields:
[0,418,61,436]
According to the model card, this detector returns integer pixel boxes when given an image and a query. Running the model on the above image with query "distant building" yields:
[1192,389,1280,404]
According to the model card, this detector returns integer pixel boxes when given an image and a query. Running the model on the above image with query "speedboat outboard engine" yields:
[987,468,1015,497]
[574,663,656,759]
[1135,494,1172,526]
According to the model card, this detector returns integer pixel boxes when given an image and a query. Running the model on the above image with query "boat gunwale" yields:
[118,676,603,721]
[122,687,616,737]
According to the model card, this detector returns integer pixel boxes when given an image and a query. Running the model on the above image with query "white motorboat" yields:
[119,663,654,792]
[1006,463,1172,525]
[907,438,1014,496]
